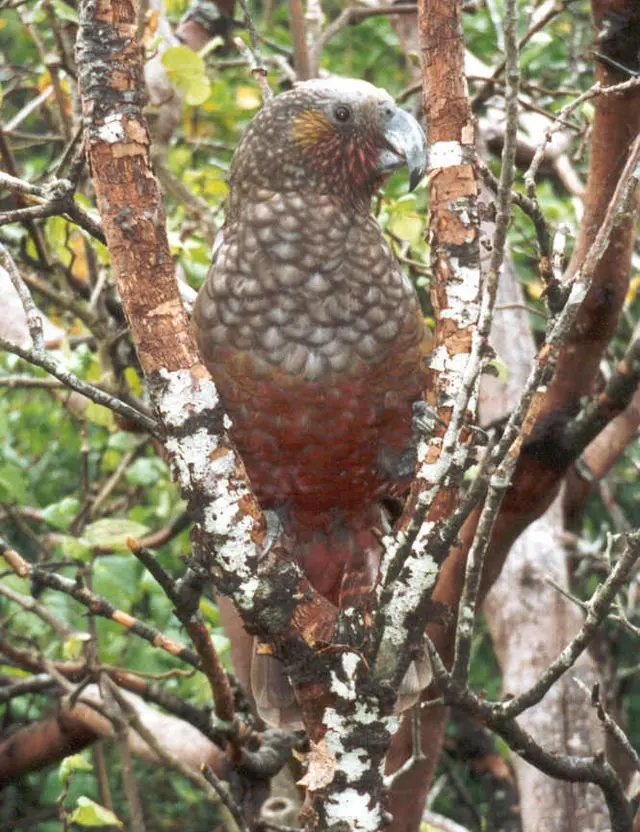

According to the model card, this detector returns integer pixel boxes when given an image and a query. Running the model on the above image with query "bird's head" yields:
[228,78,426,211]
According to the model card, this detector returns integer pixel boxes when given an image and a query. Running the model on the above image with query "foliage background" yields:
[1,0,638,829]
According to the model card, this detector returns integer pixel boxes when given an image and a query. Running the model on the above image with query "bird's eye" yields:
[334,105,352,123]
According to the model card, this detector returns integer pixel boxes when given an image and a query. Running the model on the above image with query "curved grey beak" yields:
[378,107,426,191]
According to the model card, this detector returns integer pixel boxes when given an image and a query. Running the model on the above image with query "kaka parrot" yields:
[194,78,430,726]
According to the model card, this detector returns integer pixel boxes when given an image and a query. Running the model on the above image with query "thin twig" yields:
[451,0,521,685]
[425,631,633,832]
[1,541,202,669]
[235,0,272,100]
[0,336,159,436]
[201,763,249,832]
[0,241,45,354]
[0,583,74,637]
[498,532,640,721]
[99,676,232,816]
[128,540,236,723]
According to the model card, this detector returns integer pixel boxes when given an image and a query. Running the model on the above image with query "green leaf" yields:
[59,754,93,783]
[63,632,91,660]
[93,554,142,604]
[69,797,123,828]
[388,212,422,245]
[58,535,93,561]
[485,356,510,383]
[83,518,149,550]
[183,75,211,107]
[42,496,81,531]
[199,596,220,625]
[84,402,116,430]
[0,462,27,503]
[125,458,163,487]
[161,46,211,106]
[199,36,224,59]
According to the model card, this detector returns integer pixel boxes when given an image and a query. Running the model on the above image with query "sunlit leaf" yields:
[59,754,93,783]
[83,518,149,550]
[69,797,123,828]
[235,85,261,110]
[84,402,116,430]
[63,632,91,660]
[388,212,422,245]
[161,46,211,106]
[42,496,81,530]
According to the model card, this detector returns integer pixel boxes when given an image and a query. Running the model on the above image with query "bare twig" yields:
[1,541,202,669]
[587,681,640,775]
[100,676,230,814]
[235,0,273,100]
[0,337,159,436]
[201,763,248,832]
[0,241,45,354]
[497,532,640,721]
[310,4,417,69]
[0,582,74,637]
[425,627,633,832]
[128,539,236,723]
[452,0,521,685]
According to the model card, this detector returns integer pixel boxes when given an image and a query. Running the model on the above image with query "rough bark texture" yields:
[485,504,608,832]
[386,0,481,824]
[482,268,608,832]
[75,1,424,827]
[388,1,640,828]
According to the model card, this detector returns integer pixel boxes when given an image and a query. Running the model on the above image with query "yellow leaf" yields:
[526,279,545,301]
[625,274,640,305]
[235,86,261,111]
[124,367,143,396]
[389,213,422,245]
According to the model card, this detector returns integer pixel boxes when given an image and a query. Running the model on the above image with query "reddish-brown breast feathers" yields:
[194,187,428,599]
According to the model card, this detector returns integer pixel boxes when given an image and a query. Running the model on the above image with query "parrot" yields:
[193,78,430,726]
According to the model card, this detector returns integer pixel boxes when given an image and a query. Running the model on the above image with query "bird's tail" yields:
[250,509,431,728]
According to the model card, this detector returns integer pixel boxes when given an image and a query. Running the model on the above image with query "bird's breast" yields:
[193,189,429,519]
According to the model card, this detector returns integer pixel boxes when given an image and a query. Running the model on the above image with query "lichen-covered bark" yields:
[388,1,640,829]
[76,2,421,826]
[385,0,482,823]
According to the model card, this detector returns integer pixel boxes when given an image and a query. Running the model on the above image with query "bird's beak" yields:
[378,108,426,191]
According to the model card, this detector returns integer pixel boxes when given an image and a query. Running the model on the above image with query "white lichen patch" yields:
[448,263,481,296]
[322,704,396,827]
[158,368,261,600]
[456,602,475,638]
[412,519,436,554]
[382,552,439,653]
[429,140,464,170]
[96,113,128,144]
[234,575,261,611]
[335,748,368,781]
[325,787,384,830]
[328,652,360,700]
[427,344,451,373]
[156,368,220,428]
[566,277,588,308]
